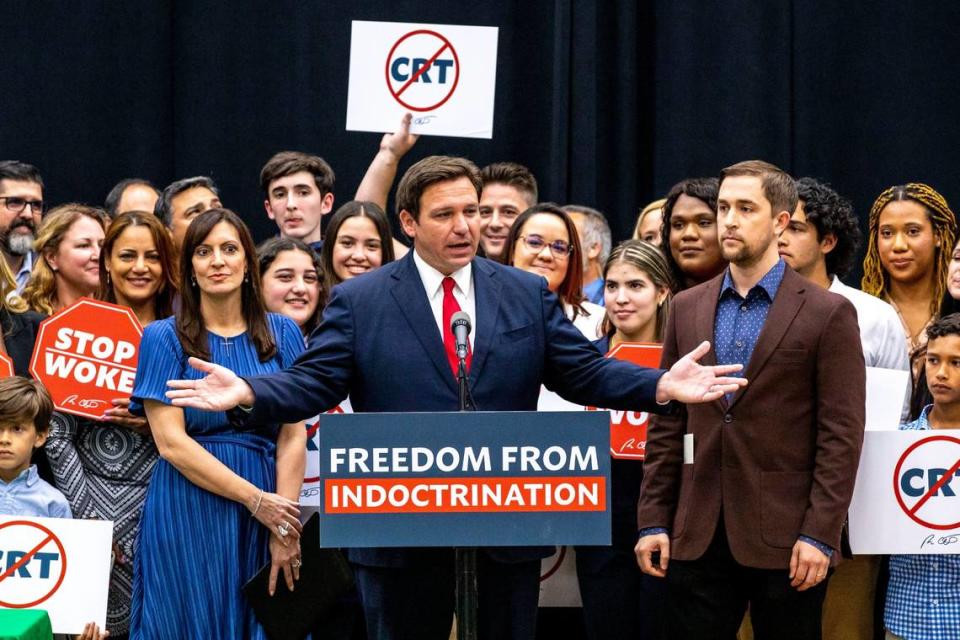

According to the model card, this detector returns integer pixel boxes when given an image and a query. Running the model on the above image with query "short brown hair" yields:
[480,162,538,207]
[719,160,797,217]
[0,377,53,433]
[396,156,482,221]
[260,151,335,197]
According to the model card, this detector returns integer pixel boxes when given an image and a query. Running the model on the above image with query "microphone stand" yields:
[455,353,478,640]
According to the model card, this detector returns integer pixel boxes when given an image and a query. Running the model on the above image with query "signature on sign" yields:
[920,532,959,550]
[63,395,108,410]
[617,438,646,454]
[412,115,437,125]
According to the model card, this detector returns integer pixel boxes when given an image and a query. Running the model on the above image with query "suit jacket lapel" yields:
[469,259,502,386]
[695,275,723,409]
[727,268,806,409]
[390,253,458,394]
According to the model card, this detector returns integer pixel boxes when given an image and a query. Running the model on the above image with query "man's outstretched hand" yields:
[655,341,748,404]
[165,357,255,411]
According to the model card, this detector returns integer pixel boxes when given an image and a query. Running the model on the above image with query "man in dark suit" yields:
[167,155,747,640]
[635,160,866,640]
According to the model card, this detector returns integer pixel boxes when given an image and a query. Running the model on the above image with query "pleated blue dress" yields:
[128,314,304,640]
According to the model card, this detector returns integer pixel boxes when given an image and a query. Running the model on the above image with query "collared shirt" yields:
[712,258,831,557]
[412,250,476,350]
[885,405,960,640]
[830,276,912,422]
[14,251,36,294]
[583,277,605,306]
[714,259,787,378]
[0,465,72,518]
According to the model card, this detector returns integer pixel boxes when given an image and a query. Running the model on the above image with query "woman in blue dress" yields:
[129,209,306,639]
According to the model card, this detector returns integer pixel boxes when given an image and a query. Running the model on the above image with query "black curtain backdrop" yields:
[3,0,959,279]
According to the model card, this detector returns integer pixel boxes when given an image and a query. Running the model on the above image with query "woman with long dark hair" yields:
[45,211,178,638]
[320,200,396,293]
[129,209,306,639]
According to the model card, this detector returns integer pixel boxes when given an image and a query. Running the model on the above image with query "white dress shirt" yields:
[537,301,605,411]
[830,276,911,421]
[412,250,476,350]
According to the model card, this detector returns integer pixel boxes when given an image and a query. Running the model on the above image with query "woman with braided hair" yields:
[861,183,957,382]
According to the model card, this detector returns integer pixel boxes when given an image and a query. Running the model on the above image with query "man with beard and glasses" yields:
[0,161,44,294]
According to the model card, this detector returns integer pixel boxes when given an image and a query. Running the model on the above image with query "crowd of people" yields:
[0,114,957,640]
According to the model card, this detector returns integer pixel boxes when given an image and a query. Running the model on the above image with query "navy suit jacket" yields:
[244,252,667,566]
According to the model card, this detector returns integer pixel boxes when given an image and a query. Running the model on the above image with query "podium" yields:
[316,410,612,548]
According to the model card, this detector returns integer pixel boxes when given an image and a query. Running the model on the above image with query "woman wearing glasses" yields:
[503,203,604,339]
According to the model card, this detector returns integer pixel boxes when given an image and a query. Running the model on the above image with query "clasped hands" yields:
[249,489,303,595]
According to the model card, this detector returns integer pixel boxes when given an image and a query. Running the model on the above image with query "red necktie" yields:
[442,276,471,378]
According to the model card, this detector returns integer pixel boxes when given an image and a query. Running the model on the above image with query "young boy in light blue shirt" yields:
[885,315,960,640]
[0,376,70,518]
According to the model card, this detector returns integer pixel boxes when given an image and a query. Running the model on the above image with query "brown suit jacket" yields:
[637,267,866,569]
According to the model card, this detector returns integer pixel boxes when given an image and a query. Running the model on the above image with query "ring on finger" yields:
[277,523,290,538]
[291,558,302,569]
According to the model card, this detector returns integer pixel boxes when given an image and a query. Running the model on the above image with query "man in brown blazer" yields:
[635,160,866,640]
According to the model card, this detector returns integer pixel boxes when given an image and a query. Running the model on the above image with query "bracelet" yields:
[250,489,264,518]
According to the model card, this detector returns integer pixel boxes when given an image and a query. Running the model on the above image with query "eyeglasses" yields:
[520,234,573,259]
[0,197,44,215]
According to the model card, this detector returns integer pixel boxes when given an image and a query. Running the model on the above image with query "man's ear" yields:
[399,210,417,239]
[321,192,335,215]
[263,200,276,221]
[820,232,838,255]
[587,243,601,261]
[774,210,791,235]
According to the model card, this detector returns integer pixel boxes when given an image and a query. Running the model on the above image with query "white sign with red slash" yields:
[0,516,112,633]
[538,545,582,608]
[849,430,960,554]
[346,21,499,139]
[301,398,353,508]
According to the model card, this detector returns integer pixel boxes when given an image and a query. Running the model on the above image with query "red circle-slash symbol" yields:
[892,434,960,531]
[0,520,68,608]
[384,30,460,112]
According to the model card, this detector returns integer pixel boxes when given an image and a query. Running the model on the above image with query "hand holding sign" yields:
[347,21,499,139]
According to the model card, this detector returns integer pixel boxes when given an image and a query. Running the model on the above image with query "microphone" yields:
[450,311,472,361]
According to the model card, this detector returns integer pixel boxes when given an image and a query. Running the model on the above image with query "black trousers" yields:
[665,523,829,640]
[353,553,540,640]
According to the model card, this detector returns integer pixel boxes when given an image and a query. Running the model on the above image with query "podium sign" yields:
[319,411,611,547]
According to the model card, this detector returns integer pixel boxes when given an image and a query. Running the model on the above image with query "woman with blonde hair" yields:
[21,203,107,315]
[861,183,957,376]
[0,251,43,375]
[633,198,666,246]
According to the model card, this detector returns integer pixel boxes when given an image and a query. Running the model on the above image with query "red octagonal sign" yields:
[30,298,143,420]
[0,352,13,378]
[587,342,663,460]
